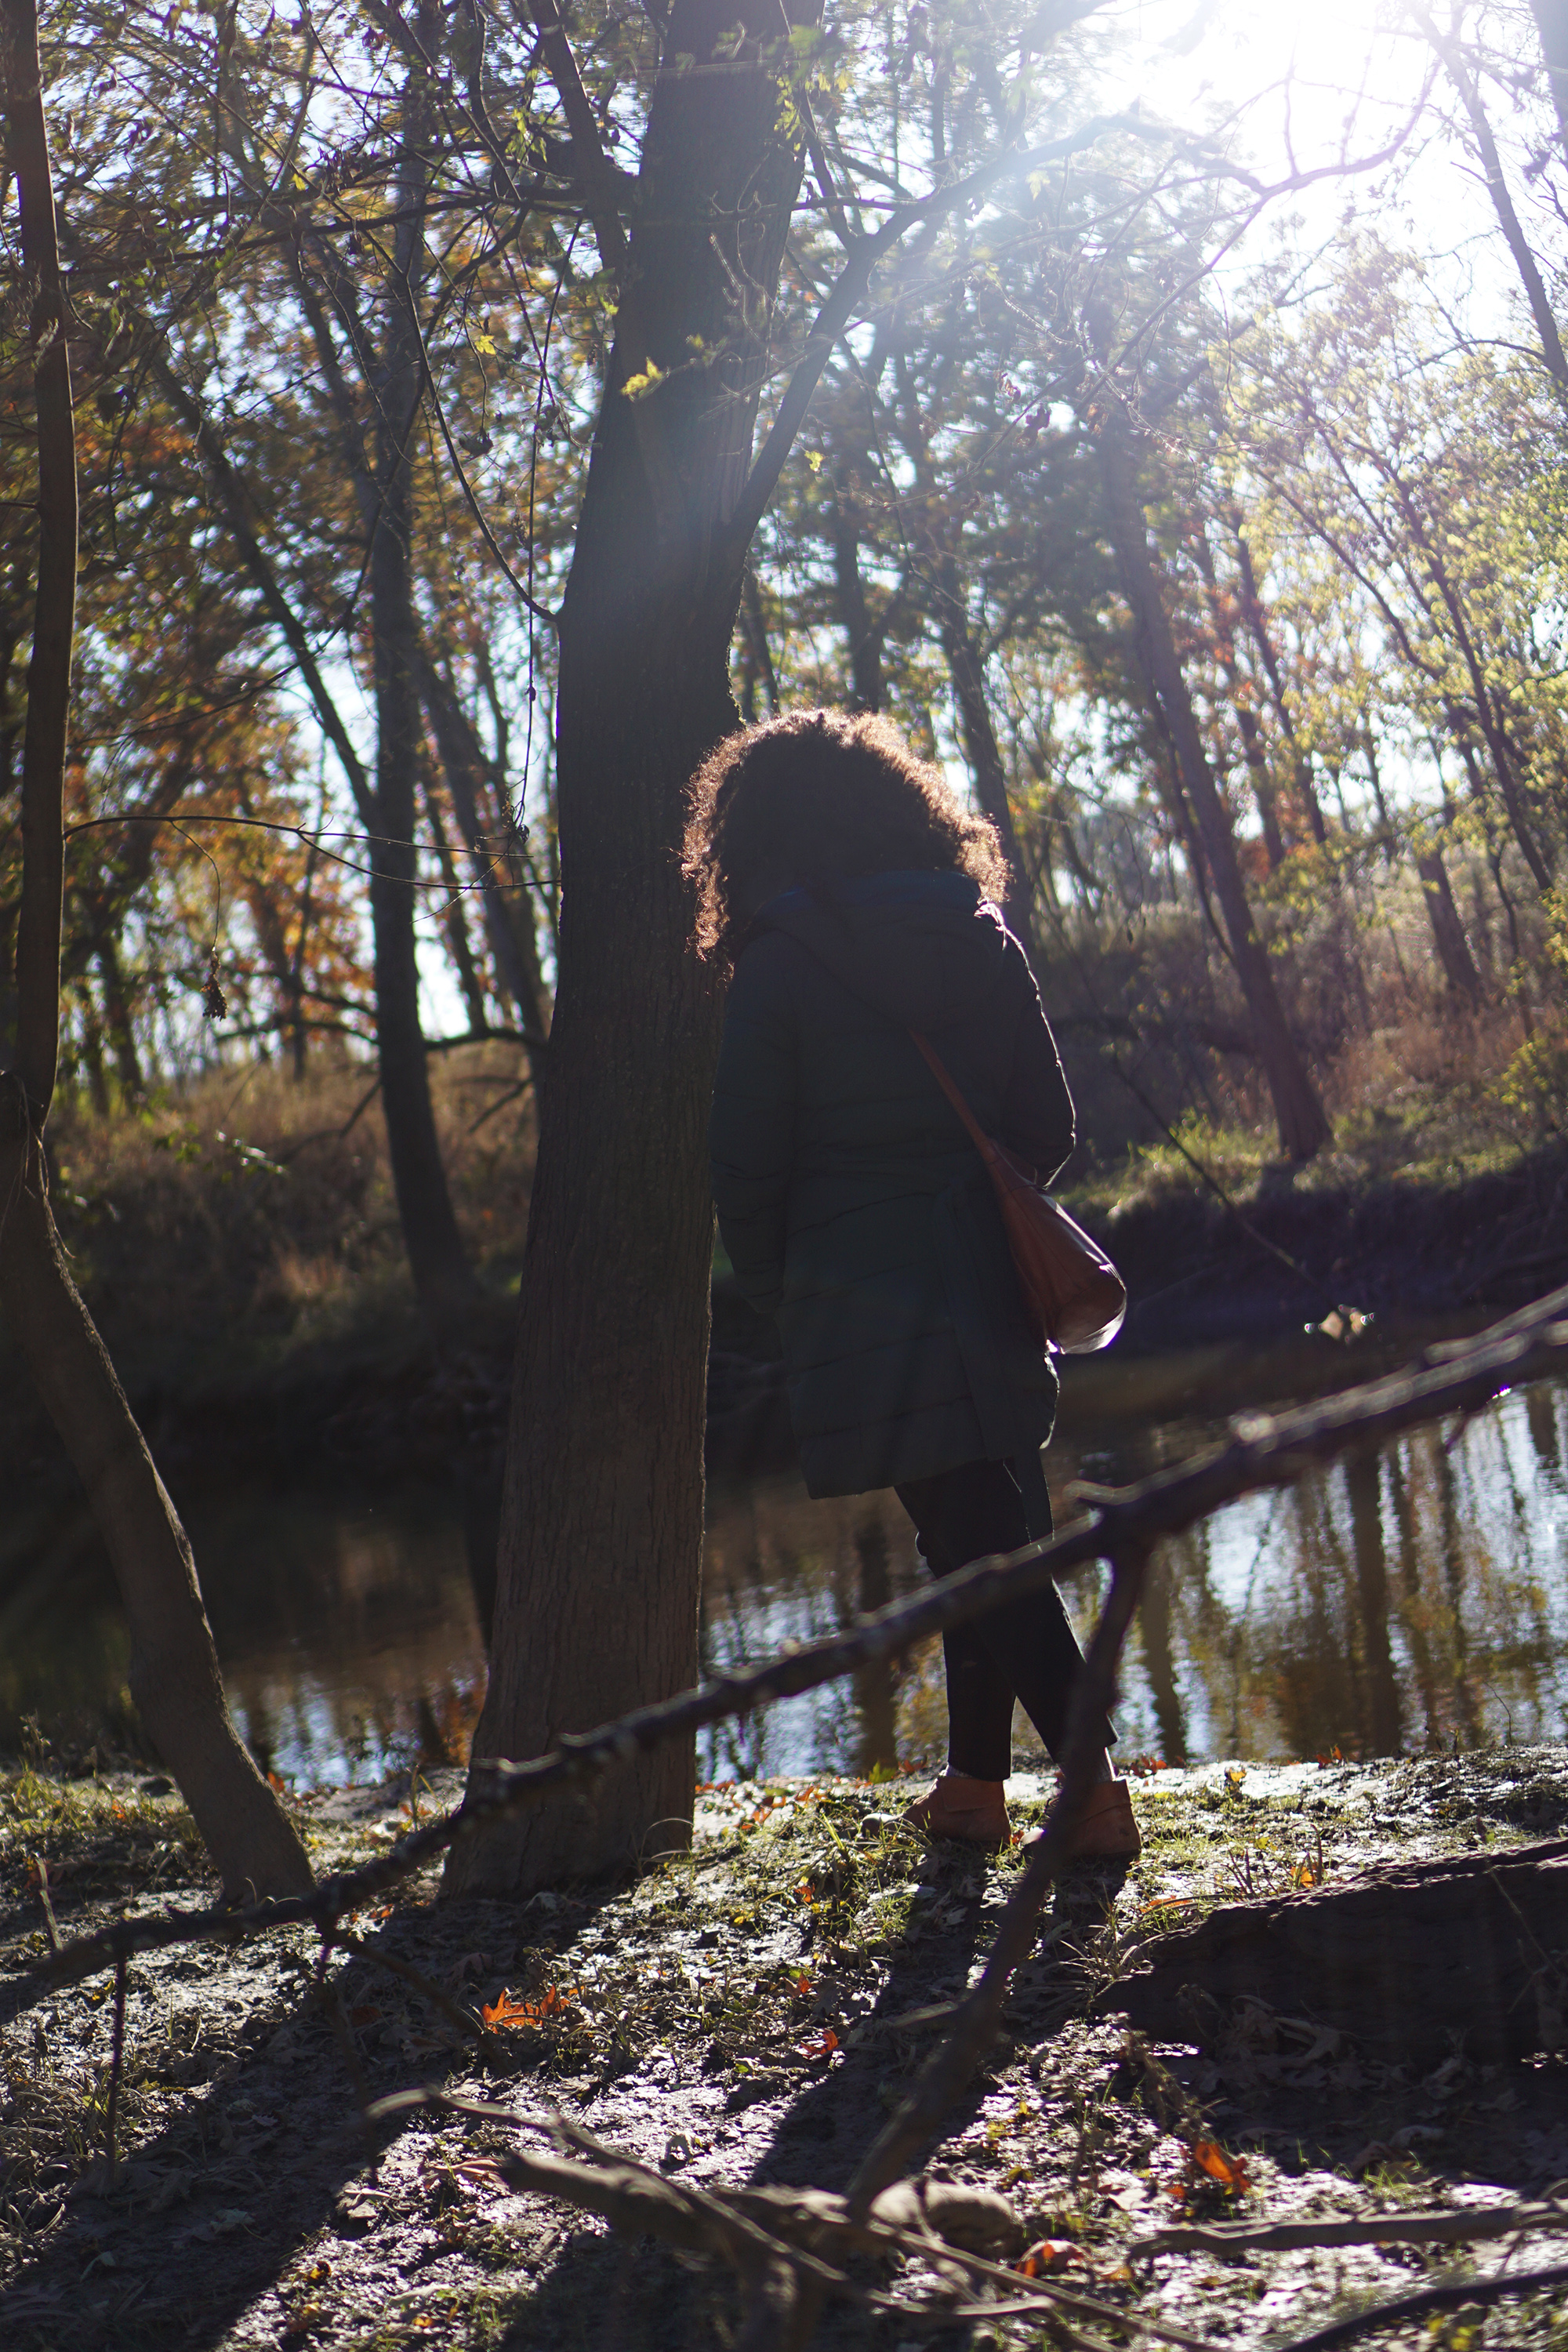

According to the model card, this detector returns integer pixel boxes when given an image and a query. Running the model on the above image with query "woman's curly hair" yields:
[684,708,1011,964]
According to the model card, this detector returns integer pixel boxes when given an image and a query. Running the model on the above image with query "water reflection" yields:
[1113,1385,1568,1764]
[2,1374,1566,1784]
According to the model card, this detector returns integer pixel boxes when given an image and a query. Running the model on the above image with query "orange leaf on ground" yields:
[480,1991,535,2029]
[481,1984,579,2031]
[1018,2241,1087,2277]
[1192,2140,1250,2192]
[800,2027,839,2060]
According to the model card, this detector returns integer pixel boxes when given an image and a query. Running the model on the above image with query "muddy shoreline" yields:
[4,1750,1568,2350]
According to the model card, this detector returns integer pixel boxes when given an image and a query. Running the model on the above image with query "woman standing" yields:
[687,709,1138,1858]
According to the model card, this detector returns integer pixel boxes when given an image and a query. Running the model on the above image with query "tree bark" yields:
[0,0,311,1899]
[416,648,550,1094]
[1095,412,1332,1162]
[938,592,1039,958]
[366,26,479,1336]
[423,773,491,1039]
[1189,521,1286,869]
[447,0,814,1896]
[1227,510,1330,848]
[1423,9,1568,397]
[1098,1839,1568,2068]
[1416,843,1484,1004]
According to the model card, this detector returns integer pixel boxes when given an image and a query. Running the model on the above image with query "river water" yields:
[5,1345,1567,1786]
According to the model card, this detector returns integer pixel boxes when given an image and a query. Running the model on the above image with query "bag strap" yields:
[909,1029,993,1161]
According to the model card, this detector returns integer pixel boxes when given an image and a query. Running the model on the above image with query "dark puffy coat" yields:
[709,869,1075,1498]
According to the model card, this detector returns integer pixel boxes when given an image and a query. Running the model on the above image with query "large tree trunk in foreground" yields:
[1097,1839,1568,2068]
[1096,412,1332,1163]
[446,0,813,1896]
[0,0,310,1897]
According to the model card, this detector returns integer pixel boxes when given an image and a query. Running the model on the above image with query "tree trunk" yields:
[1098,1838,1568,2068]
[1096,413,1332,1162]
[417,648,550,1093]
[1417,844,1484,1004]
[0,0,310,1899]
[0,1129,314,1898]
[424,775,490,1039]
[739,569,782,717]
[938,594,1039,958]
[822,383,886,711]
[446,0,814,1897]
[1535,0,1568,161]
[367,31,478,1336]
[96,935,145,1100]
[1189,520,1286,868]
[1228,510,1329,848]
[152,331,477,1330]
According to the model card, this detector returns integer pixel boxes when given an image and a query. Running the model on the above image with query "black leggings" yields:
[895,1457,1108,1780]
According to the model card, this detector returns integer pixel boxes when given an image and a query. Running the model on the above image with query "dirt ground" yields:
[3,1747,1568,2351]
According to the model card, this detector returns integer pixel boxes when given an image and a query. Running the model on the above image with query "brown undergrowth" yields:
[3,1748,1568,2350]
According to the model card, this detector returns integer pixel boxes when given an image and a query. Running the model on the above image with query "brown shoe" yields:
[903,1773,1010,1849]
[1061,1777,1141,1862]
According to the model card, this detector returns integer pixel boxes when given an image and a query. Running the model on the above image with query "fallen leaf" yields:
[480,1983,579,2031]
[1017,2239,1087,2277]
[481,1990,534,2028]
[1192,2140,1250,2193]
[800,2027,839,2060]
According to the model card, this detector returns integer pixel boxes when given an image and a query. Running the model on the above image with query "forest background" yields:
[5,0,1566,1324]
[5,0,1568,1891]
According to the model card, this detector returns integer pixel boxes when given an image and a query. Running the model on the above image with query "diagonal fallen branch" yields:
[29,1282,1568,1996]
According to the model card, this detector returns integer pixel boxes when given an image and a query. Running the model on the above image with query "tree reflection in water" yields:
[3,1377,1565,1781]
[1104,1381,1568,1764]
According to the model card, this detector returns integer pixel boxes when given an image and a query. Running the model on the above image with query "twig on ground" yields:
[1134,2203,1568,2256]
[1276,2260,1568,2352]
[29,1854,60,1954]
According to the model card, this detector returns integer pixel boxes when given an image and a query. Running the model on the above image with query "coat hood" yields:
[757,869,1009,1029]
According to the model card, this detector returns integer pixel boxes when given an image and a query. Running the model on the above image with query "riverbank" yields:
[2,1748,1567,2350]
[7,1123,1568,1509]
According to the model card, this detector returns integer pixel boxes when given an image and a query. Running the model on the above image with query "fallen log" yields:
[1095,1839,1568,2067]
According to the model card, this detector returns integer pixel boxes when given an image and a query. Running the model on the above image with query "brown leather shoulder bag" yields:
[910,1029,1126,1356]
